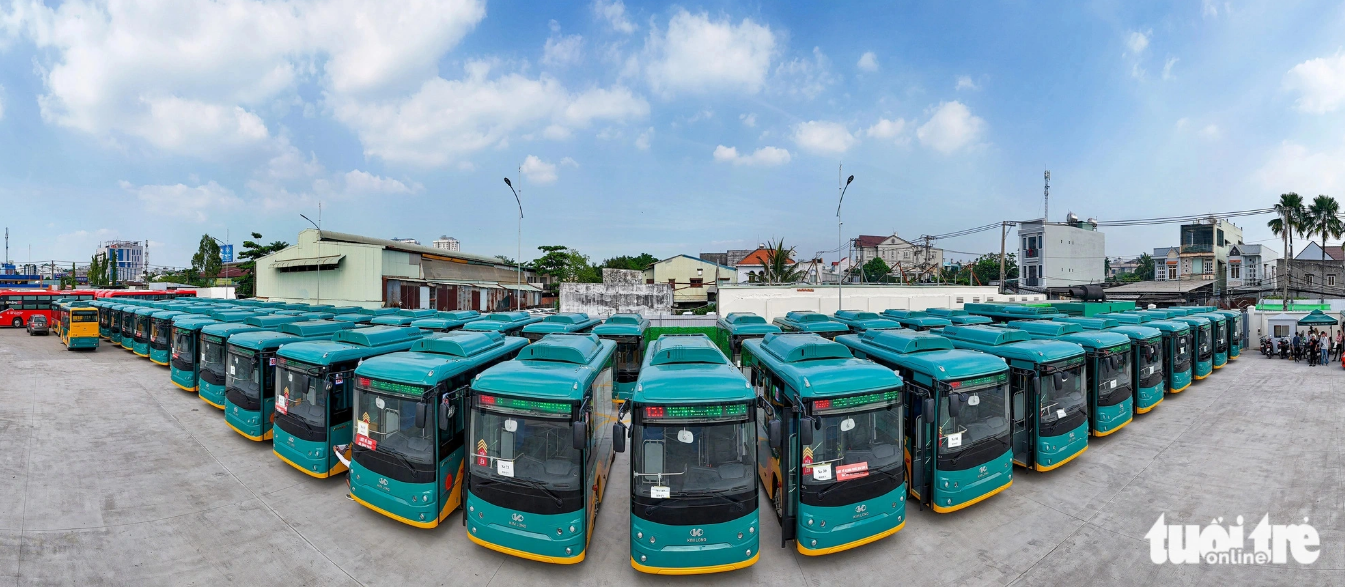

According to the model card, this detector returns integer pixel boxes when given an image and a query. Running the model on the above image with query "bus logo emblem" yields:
[979,466,987,474]
[690,528,704,537]
[855,504,867,514]
[511,513,524,523]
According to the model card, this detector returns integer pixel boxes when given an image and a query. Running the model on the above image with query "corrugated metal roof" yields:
[271,255,344,269]
[317,230,507,266]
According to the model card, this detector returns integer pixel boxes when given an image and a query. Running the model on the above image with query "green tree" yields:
[566,250,603,283]
[87,254,104,287]
[601,253,659,271]
[235,232,289,298]
[1104,257,1111,276]
[191,235,222,287]
[1306,194,1344,303]
[971,252,1016,286]
[1269,192,1307,309]
[862,257,892,283]
[1136,253,1155,281]
[759,240,804,284]
[533,245,572,283]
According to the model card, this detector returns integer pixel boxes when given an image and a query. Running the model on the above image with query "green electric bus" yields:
[1057,316,1166,415]
[616,334,758,574]
[592,313,649,402]
[772,311,849,340]
[963,303,1062,323]
[126,306,153,354]
[1189,312,1229,369]
[1215,310,1242,359]
[835,329,1014,513]
[347,332,529,528]
[743,333,906,556]
[935,325,1089,472]
[717,312,782,367]
[94,301,114,340]
[224,320,356,442]
[1168,314,1213,380]
[1129,312,1194,393]
[409,310,485,332]
[148,310,191,365]
[334,313,375,325]
[462,311,545,336]
[521,313,601,343]
[879,310,953,331]
[198,317,289,409]
[1007,320,1134,436]
[831,310,904,333]
[371,308,437,326]
[465,333,616,564]
[924,308,993,325]
[170,315,220,392]
[273,326,428,479]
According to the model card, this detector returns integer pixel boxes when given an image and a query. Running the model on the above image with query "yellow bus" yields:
[61,304,100,350]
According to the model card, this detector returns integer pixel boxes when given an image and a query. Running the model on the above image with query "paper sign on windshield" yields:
[651,486,670,499]
[1057,409,1067,419]
[812,462,832,481]
[497,460,515,477]
[355,434,376,450]
[946,432,963,448]
[276,395,288,415]
[357,420,369,437]
[836,462,869,481]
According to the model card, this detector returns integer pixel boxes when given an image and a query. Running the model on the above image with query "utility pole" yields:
[1043,169,1050,222]
[999,221,1008,294]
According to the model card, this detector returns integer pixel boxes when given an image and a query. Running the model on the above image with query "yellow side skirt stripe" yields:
[931,479,1012,513]
[631,551,759,575]
[796,520,905,556]
[469,532,585,564]
[1035,444,1088,472]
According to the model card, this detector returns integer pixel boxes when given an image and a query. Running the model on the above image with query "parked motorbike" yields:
[1260,337,1273,357]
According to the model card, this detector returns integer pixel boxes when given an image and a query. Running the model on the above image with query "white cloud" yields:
[560,157,578,167]
[740,113,756,127]
[342,170,418,195]
[792,121,856,155]
[857,51,878,72]
[1175,117,1190,130]
[521,155,558,184]
[1202,0,1219,18]
[916,101,985,154]
[772,46,836,100]
[592,0,636,34]
[687,109,714,123]
[1163,57,1179,80]
[712,145,791,166]
[543,34,584,68]
[866,118,907,140]
[12,0,488,158]
[1285,52,1345,114]
[644,10,776,97]
[1200,124,1221,139]
[955,75,979,91]
[1255,141,1345,194]
[1126,30,1150,55]
[635,127,653,150]
[332,63,648,166]
[120,180,242,222]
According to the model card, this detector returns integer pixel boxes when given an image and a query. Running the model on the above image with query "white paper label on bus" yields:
[812,462,832,481]
[946,432,963,448]
[497,460,515,478]
[651,486,670,499]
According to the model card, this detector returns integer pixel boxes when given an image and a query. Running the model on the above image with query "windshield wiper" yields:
[497,475,564,506]
[678,489,744,507]
[946,434,1008,468]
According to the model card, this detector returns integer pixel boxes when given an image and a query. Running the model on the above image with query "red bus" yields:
[94,290,196,300]
[0,290,97,328]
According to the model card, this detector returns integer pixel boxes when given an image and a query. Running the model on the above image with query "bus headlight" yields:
[569,525,576,533]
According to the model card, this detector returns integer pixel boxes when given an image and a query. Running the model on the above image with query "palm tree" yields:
[759,240,804,284]
[1306,195,1344,304]
[1269,193,1306,310]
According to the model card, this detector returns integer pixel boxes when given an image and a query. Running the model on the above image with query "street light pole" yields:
[503,177,524,311]
[836,169,855,311]
[301,207,321,305]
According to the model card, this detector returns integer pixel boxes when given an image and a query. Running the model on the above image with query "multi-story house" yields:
[1226,244,1278,289]
[852,233,944,281]
[1017,213,1106,289]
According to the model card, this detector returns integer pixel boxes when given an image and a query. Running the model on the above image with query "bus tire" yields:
[12,317,21,328]
[772,478,783,520]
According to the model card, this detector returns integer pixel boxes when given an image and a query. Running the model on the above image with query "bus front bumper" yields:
[1169,369,1192,393]
[1194,360,1212,379]
[465,492,586,563]
[930,451,1013,513]
[630,511,759,574]
[149,349,170,365]
[199,382,226,409]
[224,402,271,441]
[1136,383,1165,413]
[1092,397,1133,436]
[170,367,198,392]
[796,484,905,555]
[274,432,344,479]
[350,462,443,528]
[1035,421,1088,472]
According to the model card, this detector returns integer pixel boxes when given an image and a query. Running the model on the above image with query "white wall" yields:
[719,285,1045,322]
[1041,224,1106,288]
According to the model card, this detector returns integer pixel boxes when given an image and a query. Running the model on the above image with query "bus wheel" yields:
[772,478,783,520]
[12,318,21,328]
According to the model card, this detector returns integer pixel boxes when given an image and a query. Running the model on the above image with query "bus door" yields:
[1009,367,1035,468]
[904,380,935,508]
[437,379,468,512]
[754,365,797,544]
[328,365,355,470]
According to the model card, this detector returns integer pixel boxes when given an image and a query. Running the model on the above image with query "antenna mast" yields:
[1044,169,1051,223]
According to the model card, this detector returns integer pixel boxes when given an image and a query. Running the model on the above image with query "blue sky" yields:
[2,0,1344,269]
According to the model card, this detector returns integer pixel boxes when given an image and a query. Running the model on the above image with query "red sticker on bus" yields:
[355,434,377,450]
[836,462,869,481]
[276,396,288,415]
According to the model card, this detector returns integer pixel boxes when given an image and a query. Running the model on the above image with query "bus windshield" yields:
[225,350,262,405]
[1097,348,1132,399]
[1174,333,1192,372]
[632,414,755,498]
[1040,360,1086,427]
[1198,326,1212,357]
[938,379,1009,454]
[73,311,96,322]
[151,320,171,346]
[469,400,583,514]
[353,384,434,468]
[1138,339,1164,389]
[201,337,228,380]
[1215,322,1227,350]
[278,367,326,429]
[172,328,195,361]
[800,395,903,507]
[613,338,641,384]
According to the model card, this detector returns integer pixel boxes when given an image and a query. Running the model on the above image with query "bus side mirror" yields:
[572,421,587,450]
[800,417,815,446]
[922,398,935,420]
[439,402,451,431]
[947,394,962,418]
[768,419,781,449]
[613,423,626,453]
[415,402,427,429]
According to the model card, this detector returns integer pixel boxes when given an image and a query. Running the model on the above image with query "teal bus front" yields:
[1084,342,1133,436]
[629,401,760,573]
[223,345,280,441]
[911,373,1014,512]
[170,320,215,392]
[1019,357,1089,472]
[198,332,231,408]
[272,357,354,478]
[346,376,467,528]
[1132,336,1166,414]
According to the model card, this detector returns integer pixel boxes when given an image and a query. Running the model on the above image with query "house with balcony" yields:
[852,233,944,282]
[1226,244,1278,290]
[1174,219,1243,294]
[1017,213,1106,290]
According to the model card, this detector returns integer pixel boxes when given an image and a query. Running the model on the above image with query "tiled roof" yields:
[736,248,794,266]
[854,235,888,248]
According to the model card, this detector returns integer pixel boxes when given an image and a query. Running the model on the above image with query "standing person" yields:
[1323,332,1331,366]
[1335,331,1342,361]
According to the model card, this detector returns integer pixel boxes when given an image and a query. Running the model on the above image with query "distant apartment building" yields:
[102,240,146,283]
[643,255,735,305]
[390,237,421,246]
[1017,213,1106,289]
[852,234,944,282]
[432,236,460,252]
[1226,243,1278,289]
